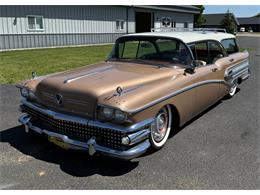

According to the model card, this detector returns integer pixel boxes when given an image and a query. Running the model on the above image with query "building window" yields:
[184,22,188,28]
[171,21,176,28]
[27,15,44,31]
[116,20,124,30]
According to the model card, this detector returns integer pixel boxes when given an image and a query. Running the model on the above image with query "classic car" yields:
[17,28,250,160]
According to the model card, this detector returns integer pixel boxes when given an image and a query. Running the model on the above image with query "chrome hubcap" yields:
[152,110,168,142]
[229,84,237,95]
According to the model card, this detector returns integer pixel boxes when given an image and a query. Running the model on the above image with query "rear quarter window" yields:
[221,38,239,55]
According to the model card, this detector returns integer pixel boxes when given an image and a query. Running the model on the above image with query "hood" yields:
[34,61,183,118]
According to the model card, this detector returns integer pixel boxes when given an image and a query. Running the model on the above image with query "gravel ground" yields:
[0,37,259,190]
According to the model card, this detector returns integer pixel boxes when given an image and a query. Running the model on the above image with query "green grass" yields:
[0,45,255,84]
[240,47,256,52]
[0,44,113,84]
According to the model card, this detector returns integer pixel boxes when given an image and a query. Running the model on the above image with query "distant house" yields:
[237,16,260,32]
[201,13,239,30]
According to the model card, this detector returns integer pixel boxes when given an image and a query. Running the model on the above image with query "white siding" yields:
[0,5,128,34]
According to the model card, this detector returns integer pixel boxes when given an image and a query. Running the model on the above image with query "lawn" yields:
[0,44,113,84]
[0,45,254,84]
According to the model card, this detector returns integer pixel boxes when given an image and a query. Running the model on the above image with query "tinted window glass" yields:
[194,42,209,64]
[208,41,225,64]
[156,39,177,52]
[111,37,192,65]
[121,41,139,58]
[221,39,238,54]
[137,41,157,58]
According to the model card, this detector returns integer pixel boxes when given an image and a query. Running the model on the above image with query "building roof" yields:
[122,31,235,44]
[126,5,200,14]
[237,16,260,25]
[204,13,240,26]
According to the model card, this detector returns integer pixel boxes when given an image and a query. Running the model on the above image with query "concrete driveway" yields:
[0,37,259,189]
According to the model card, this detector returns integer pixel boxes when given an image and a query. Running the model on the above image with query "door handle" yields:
[229,58,234,62]
[212,68,218,72]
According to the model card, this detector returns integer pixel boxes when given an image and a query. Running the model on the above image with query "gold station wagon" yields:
[17,28,250,160]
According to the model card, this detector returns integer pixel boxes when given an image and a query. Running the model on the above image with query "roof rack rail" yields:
[151,27,227,33]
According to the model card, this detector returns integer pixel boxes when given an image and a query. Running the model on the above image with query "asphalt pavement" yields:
[0,37,259,189]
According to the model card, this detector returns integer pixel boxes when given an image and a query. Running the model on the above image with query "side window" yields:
[156,39,192,65]
[221,39,238,54]
[208,41,225,64]
[194,42,209,64]
[156,39,177,52]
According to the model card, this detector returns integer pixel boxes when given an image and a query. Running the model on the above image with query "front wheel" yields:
[150,105,172,150]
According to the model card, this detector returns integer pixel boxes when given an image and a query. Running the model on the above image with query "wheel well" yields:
[168,104,180,130]
[237,77,242,84]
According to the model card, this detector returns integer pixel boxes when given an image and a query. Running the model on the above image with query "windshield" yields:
[108,36,192,66]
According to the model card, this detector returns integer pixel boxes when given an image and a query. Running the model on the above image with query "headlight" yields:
[99,106,128,123]
[114,110,127,121]
[28,90,36,100]
[102,107,114,119]
[20,88,29,98]
[20,87,36,100]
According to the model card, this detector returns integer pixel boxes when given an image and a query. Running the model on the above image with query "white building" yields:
[0,5,200,50]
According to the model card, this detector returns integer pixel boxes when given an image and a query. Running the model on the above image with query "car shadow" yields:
[0,125,139,177]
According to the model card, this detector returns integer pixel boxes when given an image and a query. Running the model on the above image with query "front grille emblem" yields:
[55,94,63,105]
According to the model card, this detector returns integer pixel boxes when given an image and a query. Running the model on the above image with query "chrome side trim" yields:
[64,72,99,83]
[225,60,250,83]
[128,129,151,145]
[64,65,114,84]
[128,79,229,114]
[20,98,154,133]
[18,114,150,160]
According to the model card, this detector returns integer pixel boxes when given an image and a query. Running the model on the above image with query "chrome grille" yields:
[23,105,124,150]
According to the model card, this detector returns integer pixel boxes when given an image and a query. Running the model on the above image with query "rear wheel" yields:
[227,83,238,98]
[150,105,172,149]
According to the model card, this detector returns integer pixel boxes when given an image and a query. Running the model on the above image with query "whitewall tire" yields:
[150,105,172,149]
[227,83,238,98]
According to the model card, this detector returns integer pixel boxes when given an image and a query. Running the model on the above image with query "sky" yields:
[204,5,260,17]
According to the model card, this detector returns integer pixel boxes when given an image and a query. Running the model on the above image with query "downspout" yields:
[126,6,129,34]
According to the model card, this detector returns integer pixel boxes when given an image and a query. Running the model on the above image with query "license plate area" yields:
[48,136,70,150]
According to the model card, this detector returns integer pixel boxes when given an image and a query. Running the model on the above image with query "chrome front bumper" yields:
[18,99,153,160]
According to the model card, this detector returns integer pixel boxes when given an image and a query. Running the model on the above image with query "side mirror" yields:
[184,66,195,74]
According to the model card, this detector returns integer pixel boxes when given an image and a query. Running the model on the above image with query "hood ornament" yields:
[116,86,123,96]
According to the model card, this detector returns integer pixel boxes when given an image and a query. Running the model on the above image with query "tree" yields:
[194,5,206,27]
[221,10,237,34]
[254,13,260,17]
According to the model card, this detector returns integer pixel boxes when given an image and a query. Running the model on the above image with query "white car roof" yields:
[122,31,235,44]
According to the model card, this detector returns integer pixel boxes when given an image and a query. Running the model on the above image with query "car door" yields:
[190,41,225,115]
